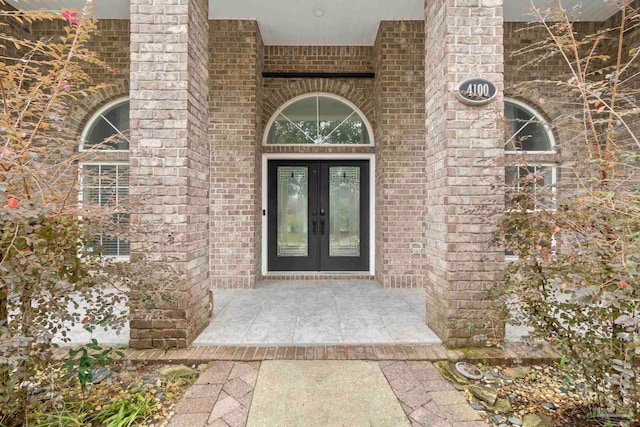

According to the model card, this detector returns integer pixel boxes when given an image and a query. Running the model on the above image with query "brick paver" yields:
[380,361,488,427]
[168,361,259,427]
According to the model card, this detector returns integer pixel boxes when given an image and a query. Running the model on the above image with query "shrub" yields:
[496,0,640,420]
[0,3,135,424]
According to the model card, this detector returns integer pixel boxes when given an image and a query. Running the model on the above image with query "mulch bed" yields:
[438,362,638,427]
[20,362,199,427]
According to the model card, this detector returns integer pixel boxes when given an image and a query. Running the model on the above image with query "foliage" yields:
[23,383,161,427]
[86,391,158,427]
[495,0,640,421]
[0,2,153,424]
[62,339,124,391]
[25,397,91,427]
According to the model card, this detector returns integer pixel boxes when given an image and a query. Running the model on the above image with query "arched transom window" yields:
[265,94,372,145]
[81,98,130,150]
[504,99,553,152]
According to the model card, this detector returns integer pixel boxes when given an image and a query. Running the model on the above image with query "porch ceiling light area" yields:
[7,0,621,45]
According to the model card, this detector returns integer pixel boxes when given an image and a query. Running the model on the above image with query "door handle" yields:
[312,220,317,235]
[320,219,325,235]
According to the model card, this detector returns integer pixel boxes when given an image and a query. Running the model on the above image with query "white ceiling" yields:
[8,0,621,45]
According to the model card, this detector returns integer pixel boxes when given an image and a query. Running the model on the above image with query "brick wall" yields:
[374,21,427,288]
[22,19,130,155]
[424,0,505,347]
[424,0,449,342]
[209,20,261,289]
[0,1,32,63]
[128,0,210,348]
[30,19,130,84]
[264,46,374,73]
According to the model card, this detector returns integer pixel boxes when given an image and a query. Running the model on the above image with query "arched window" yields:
[81,98,130,150]
[79,97,130,257]
[504,98,556,213]
[265,94,372,145]
[504,99,553,152]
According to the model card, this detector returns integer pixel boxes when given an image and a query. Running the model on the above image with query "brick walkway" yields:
[151,343,560,427]
[167,360,488,427]
[380,361,486,427]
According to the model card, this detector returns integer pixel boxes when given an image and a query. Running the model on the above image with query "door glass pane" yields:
[277,167,308,257]
[329,167,360,257]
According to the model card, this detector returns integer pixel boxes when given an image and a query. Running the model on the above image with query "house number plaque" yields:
[456,78,498,106]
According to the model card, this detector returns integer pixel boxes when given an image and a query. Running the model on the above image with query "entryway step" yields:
[53,343,559,365]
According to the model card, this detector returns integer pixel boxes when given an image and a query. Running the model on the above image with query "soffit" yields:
[8,0,621,46]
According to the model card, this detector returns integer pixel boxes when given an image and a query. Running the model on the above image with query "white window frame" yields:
[78,161,130,260]
[263,92,375,147]
[79,97,130,152]
[504,164,557,262]
[505,164,557,212]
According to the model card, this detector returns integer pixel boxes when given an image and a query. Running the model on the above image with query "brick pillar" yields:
[129,0,210,348]
[424,0,505,347]
[374,21,427,288]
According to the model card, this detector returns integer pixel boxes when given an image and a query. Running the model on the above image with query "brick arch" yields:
[68,80,129,139]
[262,79,375,132]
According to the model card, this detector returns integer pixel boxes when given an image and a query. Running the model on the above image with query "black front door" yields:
[267,160,369,271]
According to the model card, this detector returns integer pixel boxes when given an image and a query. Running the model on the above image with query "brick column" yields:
[129,0,210,348]
[374,21,427,288]
[424,0,505,347]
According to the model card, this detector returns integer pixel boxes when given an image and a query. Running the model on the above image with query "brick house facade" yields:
[4,0,638,348]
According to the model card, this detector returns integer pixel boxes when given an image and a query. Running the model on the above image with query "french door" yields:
[267,160,369,271]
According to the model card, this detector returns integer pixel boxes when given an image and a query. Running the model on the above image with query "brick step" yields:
[53,343,559,365]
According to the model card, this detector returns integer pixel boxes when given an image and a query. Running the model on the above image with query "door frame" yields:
[262,153,375,276]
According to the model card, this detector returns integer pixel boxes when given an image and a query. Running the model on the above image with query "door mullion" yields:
[319,162,328,271]
[309,161,320,271]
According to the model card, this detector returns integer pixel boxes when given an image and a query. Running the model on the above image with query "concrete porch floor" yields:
[194,280,441,346]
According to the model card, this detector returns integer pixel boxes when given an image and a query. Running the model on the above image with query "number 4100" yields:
[466,84,491,98]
